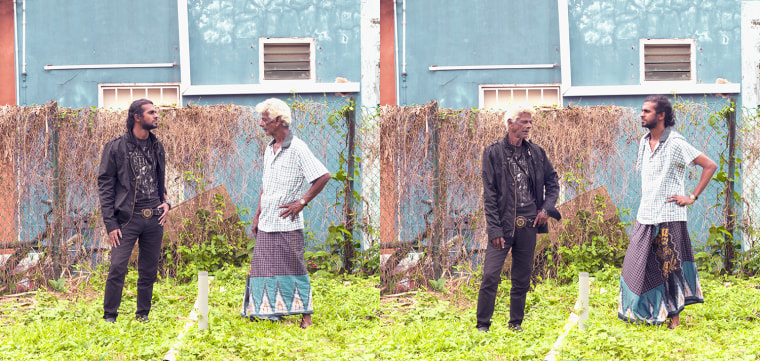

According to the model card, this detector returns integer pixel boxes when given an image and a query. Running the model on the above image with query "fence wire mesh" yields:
[0,97,757,295]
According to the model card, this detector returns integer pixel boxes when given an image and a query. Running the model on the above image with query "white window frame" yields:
[478,84,562,109]
[259,37,316,83]
[639,38,696,84]
[98,83,181,109]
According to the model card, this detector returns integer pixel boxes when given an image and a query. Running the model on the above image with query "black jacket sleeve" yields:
[97,140,120,233]
[482,146,504,241]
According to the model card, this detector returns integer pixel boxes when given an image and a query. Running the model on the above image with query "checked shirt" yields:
[635,127,702,225]
[258,132,329,232]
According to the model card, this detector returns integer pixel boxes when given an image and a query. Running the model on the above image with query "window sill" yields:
[563,83,740,97]
[183,82,360,96]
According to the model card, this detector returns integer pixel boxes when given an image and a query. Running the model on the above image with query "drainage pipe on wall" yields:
[12,0,19,103]
[21,0,25,76]
[393,0,399,105]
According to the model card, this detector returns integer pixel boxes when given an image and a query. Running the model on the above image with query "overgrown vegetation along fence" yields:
[0,97,361,294]
[1,97,758,295]
[374,98,760,293]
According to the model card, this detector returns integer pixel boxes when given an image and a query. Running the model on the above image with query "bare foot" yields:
[668,315,680,329]
[300,314,312,329]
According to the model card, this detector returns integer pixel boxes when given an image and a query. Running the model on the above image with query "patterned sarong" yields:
[241,230,313,320]
[619,221,703,325]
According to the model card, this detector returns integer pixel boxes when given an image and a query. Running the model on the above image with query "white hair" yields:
[503,104,536,126]
[255,98,293,126]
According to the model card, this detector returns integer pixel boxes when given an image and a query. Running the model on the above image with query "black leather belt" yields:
[514,216,536,228]
[136,208,164,219]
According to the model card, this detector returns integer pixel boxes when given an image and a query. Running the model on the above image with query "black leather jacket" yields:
[482,137,561,240]
[97,131,167,233]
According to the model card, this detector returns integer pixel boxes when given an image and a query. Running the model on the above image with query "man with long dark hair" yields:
[619,95,717,329]
[98,98,171,323]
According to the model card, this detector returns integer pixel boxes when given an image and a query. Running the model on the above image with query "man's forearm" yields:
[302,173,331,204]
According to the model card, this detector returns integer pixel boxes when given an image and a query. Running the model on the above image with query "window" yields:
[98,83,180,109]
[259,38,315,82]
[479,84,561,110]
[640,38,696,83]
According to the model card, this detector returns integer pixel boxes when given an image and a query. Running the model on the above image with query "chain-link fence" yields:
[370,98,755,291]
[1,97,756,294]
[0,97,357,293]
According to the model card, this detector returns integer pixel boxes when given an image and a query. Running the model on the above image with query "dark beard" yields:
[141,122,157,131]
[642,120,656,129]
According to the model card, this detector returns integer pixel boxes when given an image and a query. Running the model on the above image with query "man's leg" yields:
[508,227,537,327]
[103,221,141,320]
[476,239,511,329]
[135,216,163,318]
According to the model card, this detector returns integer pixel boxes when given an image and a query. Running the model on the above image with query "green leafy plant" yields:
[163,194,253,282]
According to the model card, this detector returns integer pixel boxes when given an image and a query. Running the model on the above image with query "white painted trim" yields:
[44,63,177,71]
[258,37,316,83]
[639,38,696,84]
[183,82,360,96]
[12,0,19,104]
[429,64,557,72]
[558,0,571,96]
[177,0,191,94]
[563,83,740,97]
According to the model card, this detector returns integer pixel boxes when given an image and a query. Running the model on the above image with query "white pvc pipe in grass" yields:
[578,272,589,330]
[198,271,209,330]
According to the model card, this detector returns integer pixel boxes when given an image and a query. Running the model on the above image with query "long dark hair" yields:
[644,95,675,127]
[126,99,154,132]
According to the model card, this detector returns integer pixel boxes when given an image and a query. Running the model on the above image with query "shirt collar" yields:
[646,126,672,143]
[268,131,294,149]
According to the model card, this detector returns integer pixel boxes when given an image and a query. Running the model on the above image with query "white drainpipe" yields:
[393,0,399,104]
[12,0,19,103]
[402,0,406,76]
[22,0,26,76]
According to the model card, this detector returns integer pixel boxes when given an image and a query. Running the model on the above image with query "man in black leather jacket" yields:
[476,105,561,332]
[97,98,171,323]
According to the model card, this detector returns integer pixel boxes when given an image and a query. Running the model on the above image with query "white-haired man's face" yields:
[508,112,533,141]
[259,111,284,136]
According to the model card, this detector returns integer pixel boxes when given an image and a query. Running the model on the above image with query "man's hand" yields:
[533,211,550,227]
[666,195,694,207]
[490,237,505,249]
[278,201,305,221]
[157,202,171,225]
[252,213,260,238]
[108,229,122,247]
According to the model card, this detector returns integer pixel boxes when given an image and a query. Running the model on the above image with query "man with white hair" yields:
[476,104,561,332]
[241,98,330,329]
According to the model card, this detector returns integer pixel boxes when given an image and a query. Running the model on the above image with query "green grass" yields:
[0,266,758,360]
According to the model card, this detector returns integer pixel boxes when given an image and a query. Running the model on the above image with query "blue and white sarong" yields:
[241,230,313,320]
[619,221,703,325]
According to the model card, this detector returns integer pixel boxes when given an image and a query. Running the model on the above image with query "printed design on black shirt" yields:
[131,143,160,207]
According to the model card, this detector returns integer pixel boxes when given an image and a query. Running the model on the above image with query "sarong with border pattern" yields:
[619,221,703,325]
[241,230,313,320]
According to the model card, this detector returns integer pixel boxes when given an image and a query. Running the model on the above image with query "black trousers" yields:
[103,214,163,319]
[476,227,537,328]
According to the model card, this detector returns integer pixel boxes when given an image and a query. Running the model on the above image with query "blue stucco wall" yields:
[567,0,743,87]
[396,0,561,108]
[17,1,180,107]
[187,0,361,87]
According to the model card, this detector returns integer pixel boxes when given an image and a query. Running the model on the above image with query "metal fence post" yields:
[49,101,64,278]
[342,97,356,273]
[430,102,444,279]
[725,98,737,271]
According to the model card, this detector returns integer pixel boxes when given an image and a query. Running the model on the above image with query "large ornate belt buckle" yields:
[515,216,527,228]
[141,209,153,219]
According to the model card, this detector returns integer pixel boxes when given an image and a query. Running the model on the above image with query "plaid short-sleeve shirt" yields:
[635,127,702,225]
[258,132,329,232]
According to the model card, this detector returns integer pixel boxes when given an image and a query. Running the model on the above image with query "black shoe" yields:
[104,317,116,323]
[476,326,489,332]
[135,314,149,323]
[508,323,523,332]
